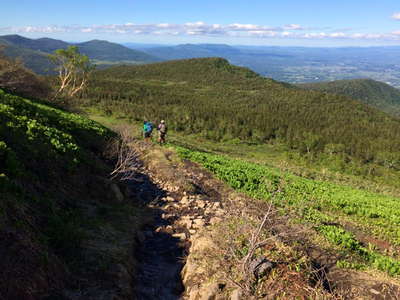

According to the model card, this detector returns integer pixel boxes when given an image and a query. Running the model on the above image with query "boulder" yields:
[248,256,276,279]
[230,289,243,300]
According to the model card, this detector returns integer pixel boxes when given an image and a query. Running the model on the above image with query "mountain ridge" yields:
[298,78,400,117]
[0,34,160,74]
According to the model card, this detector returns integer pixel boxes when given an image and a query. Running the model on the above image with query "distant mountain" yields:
[0,35,160,74]
[76,39,159,62]
[298,79,400,117]
[0,38,54,74]
[142,43,242,60]
[123,42,172,49]
[0,34,69,53]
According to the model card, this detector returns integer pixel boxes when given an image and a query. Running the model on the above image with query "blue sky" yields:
[1,0,400,46]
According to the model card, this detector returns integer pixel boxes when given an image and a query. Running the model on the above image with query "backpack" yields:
[144,122,153,133]
[158,123,167,134]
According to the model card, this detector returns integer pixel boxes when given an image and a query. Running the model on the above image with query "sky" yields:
[1,0,400,46]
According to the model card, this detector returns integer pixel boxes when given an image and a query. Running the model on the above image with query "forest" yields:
[80,57,400,168]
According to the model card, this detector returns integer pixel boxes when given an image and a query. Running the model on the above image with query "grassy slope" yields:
[0,89,146,299]
[298,79,400,117]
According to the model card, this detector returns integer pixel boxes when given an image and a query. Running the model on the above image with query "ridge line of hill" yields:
[0,34,161,74]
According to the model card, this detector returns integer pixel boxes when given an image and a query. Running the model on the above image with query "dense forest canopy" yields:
[81,57,400,164]
[298,79,400,117]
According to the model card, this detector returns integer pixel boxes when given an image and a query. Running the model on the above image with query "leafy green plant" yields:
[176,145,400,276]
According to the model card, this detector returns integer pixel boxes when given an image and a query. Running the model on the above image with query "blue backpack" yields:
[144,122,153,133]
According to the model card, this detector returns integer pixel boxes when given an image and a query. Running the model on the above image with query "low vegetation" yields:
[175,146,400,276]
[0,89,146,299]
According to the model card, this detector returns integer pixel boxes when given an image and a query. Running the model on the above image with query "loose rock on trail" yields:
[128,152,226,299]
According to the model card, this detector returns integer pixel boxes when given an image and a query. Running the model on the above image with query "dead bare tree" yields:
[241,203,273,275]
[108,126,141,181]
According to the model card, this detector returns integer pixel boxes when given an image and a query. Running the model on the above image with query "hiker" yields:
[157,120,168,145]
[143,120,153,143]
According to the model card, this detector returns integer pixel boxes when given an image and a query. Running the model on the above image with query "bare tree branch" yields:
[107,126,141,181]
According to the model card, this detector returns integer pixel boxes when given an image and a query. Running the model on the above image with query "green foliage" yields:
[49,46,95,98]
[176,146,400,276]
[318,225,400,276]
[0,89,109,167]
[299,79,400,117]
[0,88,112,264]
[81,58,400,166]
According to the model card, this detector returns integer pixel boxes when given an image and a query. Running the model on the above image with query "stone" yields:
[199,283,224,300]
[178,218,193,228]
[197,201,207,209]
[191,236,217,253]
[193,219,205,228]
[248,256,276,278]
[188,287,199,300]
[214,209,224,217]
[110,183,124,203]
[369,289,380,295]
[189,229,196,234]
[230,289,243,300]
[162,213,170,219]
[165,196,175,202]
[172,232,187,240]
[209,217,222,225]
[213,202,222,209]
[181,196,190,203]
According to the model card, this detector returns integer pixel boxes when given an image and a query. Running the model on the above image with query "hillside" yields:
[0,38,55,74]
[298,79,400,117]
[0,54,51,99]
[0,35,160,74]
[0,89,147,299]
[81,57,400,165]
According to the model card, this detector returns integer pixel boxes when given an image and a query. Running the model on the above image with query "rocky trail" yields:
[128,151,227,300]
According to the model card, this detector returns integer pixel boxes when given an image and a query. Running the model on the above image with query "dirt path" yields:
[128,147,228,299]
[128,173,185,299]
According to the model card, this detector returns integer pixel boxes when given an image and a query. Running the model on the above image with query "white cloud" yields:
[392,12,400,20]
[284,24,303,30]
[329,32,345,38]
[3,22,400,41]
